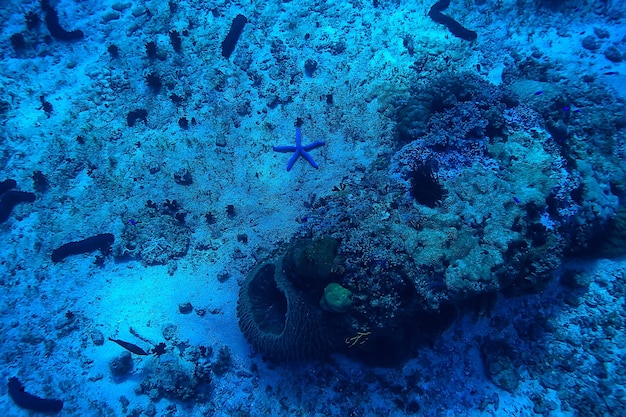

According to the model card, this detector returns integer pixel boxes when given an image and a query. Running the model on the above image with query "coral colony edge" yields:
[1,0,626,416]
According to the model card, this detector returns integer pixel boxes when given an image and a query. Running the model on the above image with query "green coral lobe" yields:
[320,283,353,313]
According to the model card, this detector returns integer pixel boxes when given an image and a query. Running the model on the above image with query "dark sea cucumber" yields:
[0,191,36,223]
[428,0,477,41]
[7,377,63,413]
[222,14,247,59]
[51,233,115,263]
[41,0,85,41]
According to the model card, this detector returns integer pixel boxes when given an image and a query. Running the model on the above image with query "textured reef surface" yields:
[1,0,626,415]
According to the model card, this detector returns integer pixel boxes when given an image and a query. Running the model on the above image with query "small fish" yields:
[109,337,149,355]
[562,107,570,112]
[534,91,543,96]
[128,219,137,226]
[513,197,521,204]
[603,71,618,75]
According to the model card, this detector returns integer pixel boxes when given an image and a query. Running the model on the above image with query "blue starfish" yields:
[273,127,325,171]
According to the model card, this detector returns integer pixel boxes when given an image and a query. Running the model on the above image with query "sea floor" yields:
[1,0,625,416]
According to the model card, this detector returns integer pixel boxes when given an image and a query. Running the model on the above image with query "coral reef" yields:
[275,71,622,365]
[138,355,208,402]
[116,202,190,266]
[282,236,340,291]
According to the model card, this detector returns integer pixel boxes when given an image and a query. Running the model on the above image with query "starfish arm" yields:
[300,150,319,169]
[302,141,325,151]
[295,127,302,147]
[286,149,301,171]
[273,145,297,153]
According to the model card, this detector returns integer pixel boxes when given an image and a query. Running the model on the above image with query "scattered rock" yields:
[174,168,193,185]
[593,27,610,39]
[215,136,227,147]
[163,324,178,340]
[480,339,520,392]
[604,45,623,62]
[102,10,120,23]
[109,351,133,377]
[148,162,161,174]
[304,58,318,76]
[217,271,230,283]
[111,2,132,11]
[179,301,193,314]
[144,403,156,417]
[582,35,601,51]
[91,329,105,346]
[131,6,148,17]
[560,269,591,288]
